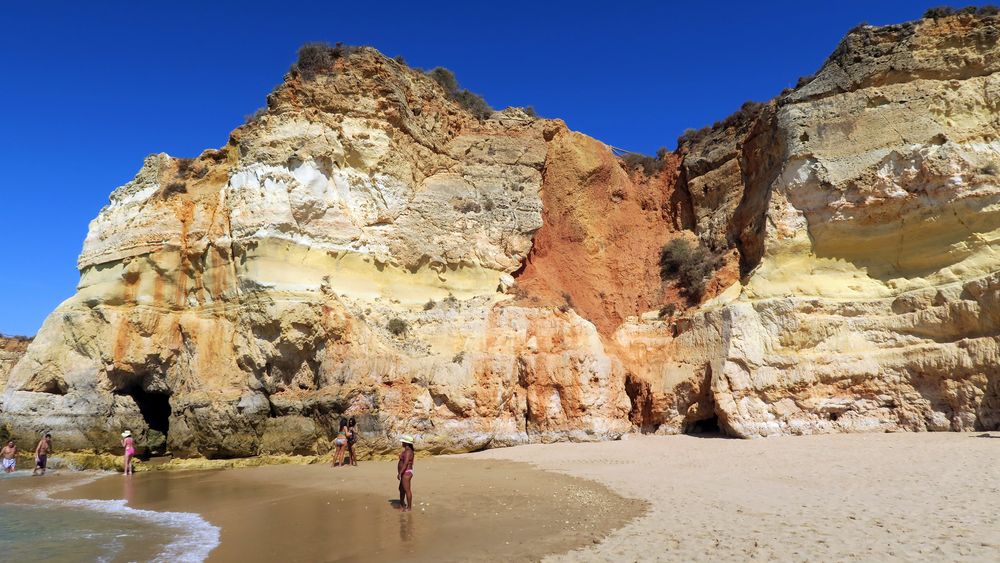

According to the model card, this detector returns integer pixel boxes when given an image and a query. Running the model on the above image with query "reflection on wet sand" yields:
[399,511,414,543]
[59,458,642,562]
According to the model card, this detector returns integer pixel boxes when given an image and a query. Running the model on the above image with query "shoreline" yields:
[0,470,203,562]
[4,432,998,561]
[50,457,644,562]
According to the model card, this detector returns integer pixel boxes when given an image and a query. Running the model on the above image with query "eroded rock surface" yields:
[638,14,1000,436]
[0,336,31,388]
[2,15,999,457]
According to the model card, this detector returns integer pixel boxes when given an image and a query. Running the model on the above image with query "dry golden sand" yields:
[468,432,1000,562]
[60,458,642,562]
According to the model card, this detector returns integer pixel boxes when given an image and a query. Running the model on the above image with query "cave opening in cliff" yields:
[122,387,171,456]
[685,415,722,436]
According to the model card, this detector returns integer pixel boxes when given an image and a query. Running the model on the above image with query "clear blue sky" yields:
[0,0,972,335]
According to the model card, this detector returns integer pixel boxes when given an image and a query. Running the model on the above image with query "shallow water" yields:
[0,458,640,562]
[0,471,219,562]
[63,459,642,562]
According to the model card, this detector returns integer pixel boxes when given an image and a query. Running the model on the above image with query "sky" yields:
[0,0,976,335]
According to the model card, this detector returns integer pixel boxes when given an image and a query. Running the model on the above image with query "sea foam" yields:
[25,474,221,562]
[55,497,220,562]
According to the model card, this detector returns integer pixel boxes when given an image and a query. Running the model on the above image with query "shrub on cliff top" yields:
[924,5,1000,18]
[621,147,671,176]
[293,42,360,80]
[425,66,493,120]
[659,238,722,300]
[677,101,764,149]
[0,333,32,342]
[244,107,267,124]
[925,6,956,18]
[427,67,460,94]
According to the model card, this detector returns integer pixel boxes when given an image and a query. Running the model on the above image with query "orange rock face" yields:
[514,129,691,335]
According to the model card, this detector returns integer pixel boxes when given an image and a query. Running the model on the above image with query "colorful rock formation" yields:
[2,14,999,457]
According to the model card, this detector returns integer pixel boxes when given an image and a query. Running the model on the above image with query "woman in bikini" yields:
[121,430,135,475]
[331,418,349,467]
[346,417,358,466]
[397,435,415,511]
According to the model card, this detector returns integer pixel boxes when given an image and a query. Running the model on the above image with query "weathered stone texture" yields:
[3,16,1000,457]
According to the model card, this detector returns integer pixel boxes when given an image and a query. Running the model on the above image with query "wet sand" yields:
[0,471,170,562]
[60,458,643,562]
[470,432,1000,562]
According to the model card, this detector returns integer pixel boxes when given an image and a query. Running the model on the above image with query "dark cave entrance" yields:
[685,414,725,437]
[123,387,172,456]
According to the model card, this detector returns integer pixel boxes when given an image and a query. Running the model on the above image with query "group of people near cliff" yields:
[328,417,416,511]
[7,421,418,513]
[0,433,53,475]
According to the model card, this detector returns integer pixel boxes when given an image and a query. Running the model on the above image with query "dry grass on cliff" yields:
[677,100,765,149]
[425,66,493,120]
[386,317,408,336]
[292,42,361,80]
[619,147,671,176]
[659,238,723,299]
[0,333,32,342]
[923,5,999,19]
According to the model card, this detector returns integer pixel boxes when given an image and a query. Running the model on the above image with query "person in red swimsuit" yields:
[397,436,415,511]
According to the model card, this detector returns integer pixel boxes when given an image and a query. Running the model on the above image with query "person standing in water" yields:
[33,433,52,476]
[330,418,349,467]
[397,435,415,511]
[1,440,16,473]
[346,418,358,467]
[121,430,135,475]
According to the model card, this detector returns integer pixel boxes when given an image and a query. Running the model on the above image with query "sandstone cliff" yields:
[634,13,1000,436]
[0,336,31,388]
[2,14,999,457]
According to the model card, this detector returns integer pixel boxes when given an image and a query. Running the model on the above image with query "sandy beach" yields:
[53,457,642,562]
[2,432,997,561]
[471,432,1000,562]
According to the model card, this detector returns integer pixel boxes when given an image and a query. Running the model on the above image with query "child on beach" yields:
[1,440,16,473]
[121,430,135,475]
[33,433,52,476]
[331,418,349,467]
[397,436,415,511]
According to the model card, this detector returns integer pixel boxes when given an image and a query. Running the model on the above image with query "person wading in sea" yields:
[33,433,52,476]
[397,435,415,512]
[1,440,16,473]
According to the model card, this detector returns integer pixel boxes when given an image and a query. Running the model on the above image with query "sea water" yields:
[0,472,219,562]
